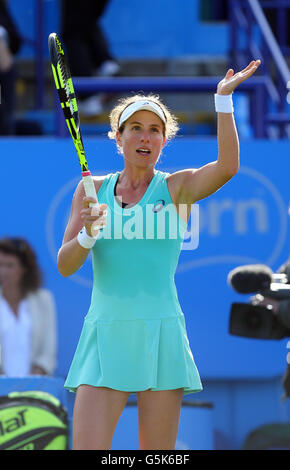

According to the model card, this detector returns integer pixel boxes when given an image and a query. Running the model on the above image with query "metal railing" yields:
[35,0,289,138]
[56,75,270,138]
[229,0,290,137]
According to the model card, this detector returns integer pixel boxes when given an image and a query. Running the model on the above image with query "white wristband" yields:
[77,227,100,249]
[214,93,234,113]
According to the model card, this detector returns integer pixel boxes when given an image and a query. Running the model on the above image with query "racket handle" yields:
[82,171,104,232]
[82,171,98,207]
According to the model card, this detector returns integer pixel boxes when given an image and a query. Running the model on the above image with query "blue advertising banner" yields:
[0,137,289,380]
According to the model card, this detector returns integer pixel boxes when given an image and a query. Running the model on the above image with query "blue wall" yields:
[100,0,228,58]
[0,136,289,382]
[8,0,228,59]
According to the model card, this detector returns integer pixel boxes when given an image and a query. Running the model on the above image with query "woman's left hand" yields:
[217,59,261,95]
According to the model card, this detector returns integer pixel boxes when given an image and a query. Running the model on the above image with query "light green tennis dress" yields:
[64,170,202,395]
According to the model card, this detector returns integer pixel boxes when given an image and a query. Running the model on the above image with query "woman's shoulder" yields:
[27,288,55,304]
[92,174,109,192]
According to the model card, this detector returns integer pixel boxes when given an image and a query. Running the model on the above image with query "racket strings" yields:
[49,33,90,175]
[57,54,76,117]
[58,57,70,99]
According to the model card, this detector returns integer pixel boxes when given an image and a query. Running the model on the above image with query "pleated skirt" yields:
[64,314,202,395]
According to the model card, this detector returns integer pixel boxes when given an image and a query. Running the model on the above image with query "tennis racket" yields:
[48,32,99,211]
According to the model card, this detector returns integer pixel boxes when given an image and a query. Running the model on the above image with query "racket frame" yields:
[48,32,98,208]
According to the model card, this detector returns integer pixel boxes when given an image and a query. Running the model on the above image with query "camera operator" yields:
[251,259,290,330]
[252,259,290,399]
[228,258,290,399]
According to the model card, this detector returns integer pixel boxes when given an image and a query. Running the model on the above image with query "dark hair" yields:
[0,237,42,295]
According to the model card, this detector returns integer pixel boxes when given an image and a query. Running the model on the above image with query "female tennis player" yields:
[58,60,260,450]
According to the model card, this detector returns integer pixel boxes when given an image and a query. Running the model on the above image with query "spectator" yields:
[0,237,57,376]
[0,0,22,135]
[61,0,120,116]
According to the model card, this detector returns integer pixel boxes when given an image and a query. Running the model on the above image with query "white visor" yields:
[118,100,166,129]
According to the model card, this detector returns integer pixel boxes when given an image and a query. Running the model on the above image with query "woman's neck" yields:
[2,285,24,316]
[118,167,155,190]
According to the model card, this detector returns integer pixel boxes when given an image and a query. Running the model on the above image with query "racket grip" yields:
[82,171,104,232]
[82,171,98,207]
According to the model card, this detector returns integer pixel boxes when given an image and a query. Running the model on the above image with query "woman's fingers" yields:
[80,199,108,236]
[228,60,261,80]
[82,197,100,208]
[81,199,108,229]
[83,198,107,212]
[225,68,234,78]
[240,60,256,73]
[81,207,107,218]
[229,60,261,86]
[217,59,261,95]
[240,59,261,76]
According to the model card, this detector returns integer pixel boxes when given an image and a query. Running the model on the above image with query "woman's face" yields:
[116,110,166,169]
[0,252,24,290]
